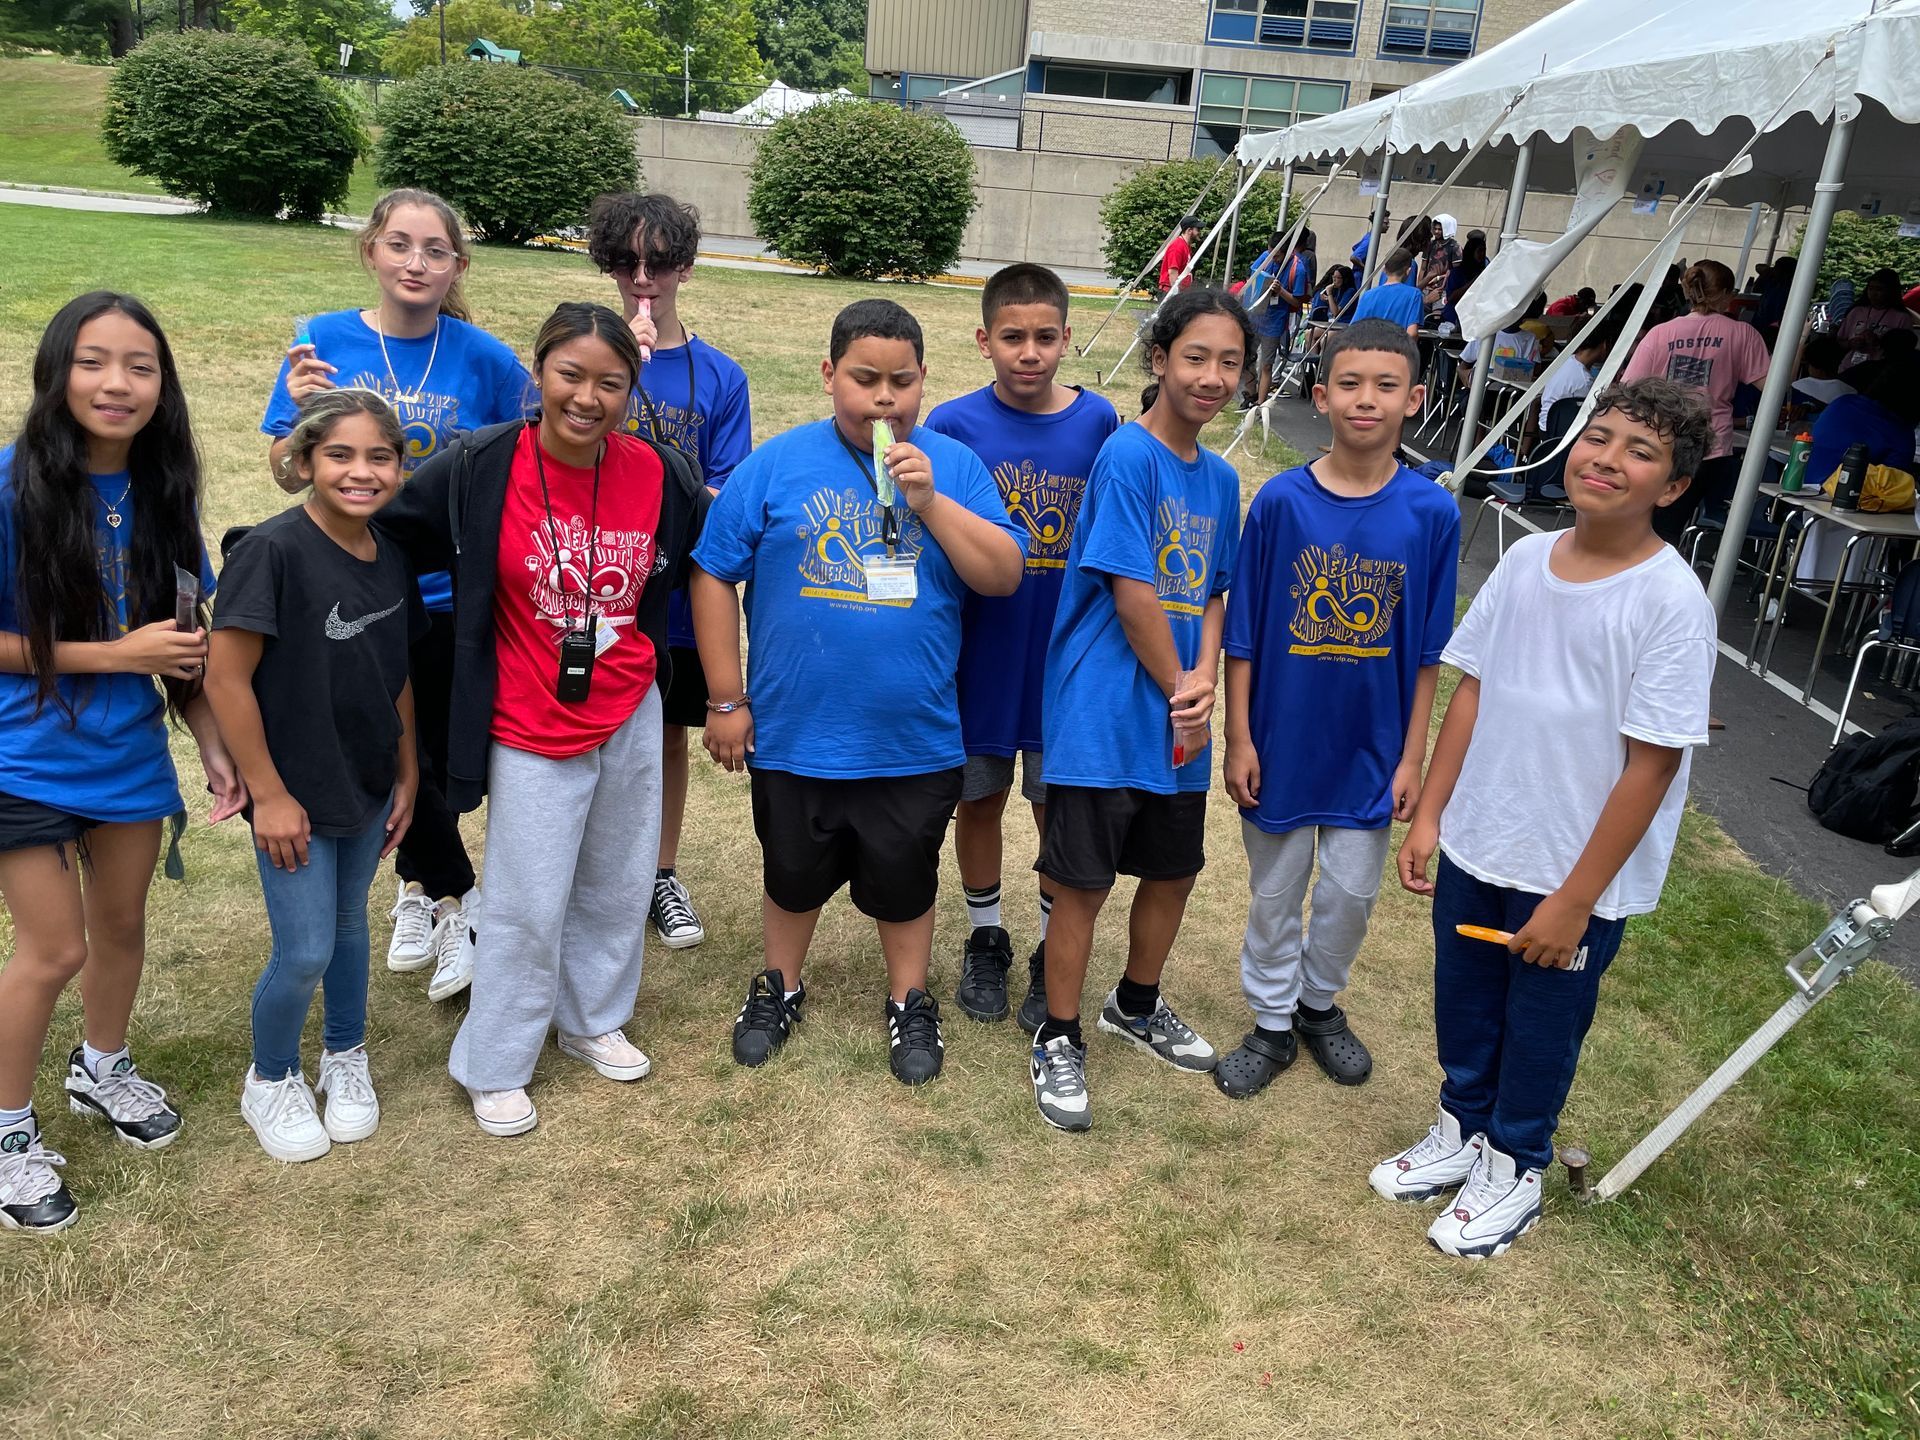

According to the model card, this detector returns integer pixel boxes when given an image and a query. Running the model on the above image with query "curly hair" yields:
[586,192,702,276]
[1588,378,1713,482]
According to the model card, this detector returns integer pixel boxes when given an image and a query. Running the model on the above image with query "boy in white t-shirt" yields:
[1374,377,1717,1260]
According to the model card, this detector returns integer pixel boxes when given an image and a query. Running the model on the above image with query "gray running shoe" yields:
[1095,990,1217,1072]
[1031,1035,1091,1132]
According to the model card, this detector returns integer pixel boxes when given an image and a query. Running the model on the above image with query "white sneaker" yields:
[1425,1139,1544,1259]
[387,880,436,972]
[1369,1107,1481,1203]
[426,892,477,1002]
[557,1028,651,1082]
[240,1068,331,1163]
[468,1087,537,1137]
[0,1112,78,1234]
[314,1046,380,1143]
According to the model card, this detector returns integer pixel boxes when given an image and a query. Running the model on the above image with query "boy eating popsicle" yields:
[689,299,1025,1086]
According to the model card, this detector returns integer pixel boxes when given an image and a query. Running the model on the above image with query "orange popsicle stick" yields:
[1455,924,1515,945]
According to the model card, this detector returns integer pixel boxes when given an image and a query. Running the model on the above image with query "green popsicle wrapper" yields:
[872,419,896,506]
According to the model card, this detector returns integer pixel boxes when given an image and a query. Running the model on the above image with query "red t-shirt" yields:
[1545,294,1582,316]
[1160,235,1195,292]
[492,427,664,757]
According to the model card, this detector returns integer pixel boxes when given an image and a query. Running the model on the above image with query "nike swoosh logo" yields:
[324,600,404,640]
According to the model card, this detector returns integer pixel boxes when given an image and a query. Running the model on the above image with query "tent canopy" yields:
[1240,0,1920,207]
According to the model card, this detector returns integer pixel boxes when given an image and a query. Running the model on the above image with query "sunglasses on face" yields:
[606,249,686,280]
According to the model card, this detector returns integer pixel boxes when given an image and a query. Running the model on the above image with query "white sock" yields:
[964,882,1003,930]
[0,1104,32,1130]
[784,988,802,1003]
[1038,889,1055,941]
[84,1042,127,1079]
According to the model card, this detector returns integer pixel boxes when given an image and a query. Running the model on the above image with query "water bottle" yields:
[1831,442,1869,511]
[1779,432,1812,492]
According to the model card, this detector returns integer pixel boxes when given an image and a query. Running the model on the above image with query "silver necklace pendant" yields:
[106,512,123,528]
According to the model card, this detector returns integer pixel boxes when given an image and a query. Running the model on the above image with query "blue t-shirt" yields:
[1042,424,1242,795]
[0,448,216,822]
[261,309,531,612]
[1246,250,1315,340]
[1352,281,1425,331]
[1807,392,1916,491]
[691,418,1023,780]
[1224,461,1460,832]
[924,384,1120,757]
[622,335,753,651]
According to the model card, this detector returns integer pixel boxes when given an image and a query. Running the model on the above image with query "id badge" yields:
[865,554,918,602]
[593,615,620,656]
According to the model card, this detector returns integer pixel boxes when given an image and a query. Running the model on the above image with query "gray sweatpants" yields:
[1238,819,1391,1031]
[449,687,664,1091]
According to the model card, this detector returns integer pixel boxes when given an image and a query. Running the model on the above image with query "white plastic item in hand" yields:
[872,419,896,506]
[636,297,652,364]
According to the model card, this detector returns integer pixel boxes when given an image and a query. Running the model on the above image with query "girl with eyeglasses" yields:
[259,189,531,1015]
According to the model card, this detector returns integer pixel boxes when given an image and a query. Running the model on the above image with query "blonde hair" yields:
[1681,260,1736,313]
[279,388,405,484]
[359,188,473,323]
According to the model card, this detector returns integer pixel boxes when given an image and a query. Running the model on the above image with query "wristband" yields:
[706,695,750,714]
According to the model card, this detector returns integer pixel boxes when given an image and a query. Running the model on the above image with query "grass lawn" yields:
[0,55,382,216]
[0,205,1916,1439]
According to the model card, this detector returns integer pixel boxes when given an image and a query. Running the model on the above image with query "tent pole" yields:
[1709,116,1855,616]
[1452,139,1533,474]
[1735,202,1764,287]
[1223,163,1247,287]
[1278,160,1294,229]
[1361,161,1393,290]
[1763,190,1790,264]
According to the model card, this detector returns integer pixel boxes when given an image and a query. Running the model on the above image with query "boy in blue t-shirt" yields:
[1351,248,1425,337]
[923,265,1119,1030]
[1216,318,1457,1101]
[588,191,754,953]
[690,300,1025,1088]
[1028,289,1248,1133]
[1245,229,1316,405]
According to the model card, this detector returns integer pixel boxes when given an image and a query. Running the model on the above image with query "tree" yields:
[1099,157,1297,291]
[224,0,395,70]
[1795,211,1920,295]
[381,0,531,76]
[747,98,976,280]
[752,0,864,91]
[1,0,137,59]
[101,30,366,217]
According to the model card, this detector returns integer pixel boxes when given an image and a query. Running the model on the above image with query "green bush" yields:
[1100,157,1300,291]
[746,100,976,281]
[376,65,639,245]
[101,31,366,221]
[1794,210,1920,293]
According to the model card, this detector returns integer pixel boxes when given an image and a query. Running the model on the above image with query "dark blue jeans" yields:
[250,812,388,1080]
[1430,853,1628,1172]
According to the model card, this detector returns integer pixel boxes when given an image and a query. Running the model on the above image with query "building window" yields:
[1211,0,1360,51]
[1380,0,1480,59]
[1035,62,1192,107]
[1194,73,1346,157]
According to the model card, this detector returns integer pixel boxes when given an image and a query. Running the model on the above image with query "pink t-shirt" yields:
[1621,315,1772,458]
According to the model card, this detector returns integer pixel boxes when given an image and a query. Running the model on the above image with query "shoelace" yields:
[323,1052,375,1106]
[1451,1151,1503,1216]
[891,998,941,1051]
[256,1073,320,1129]
[1402,1125,1461,1169]
[1036,1039,1086,1096]
[0,1133,67,1204]
[738,979,795,1031]
[390,891,435,950]
[653,878,698,933]
[1148,1000,1192,1040]
[431,913,469,971]
[91,1066,169,1122]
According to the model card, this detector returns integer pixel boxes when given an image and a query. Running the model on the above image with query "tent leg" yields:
[1277,161,1293,230]
[1734,202,1764,287]
[1361,165,1394,291]
[1452,140,1533,475]
[1709,117,1855,615]
[1223,164,1246,289]
[1763,188,1790,265]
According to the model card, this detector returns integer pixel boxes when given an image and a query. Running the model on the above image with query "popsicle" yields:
[872,419,896,507]
[636,297,652,363]
[1455,925,1515,945]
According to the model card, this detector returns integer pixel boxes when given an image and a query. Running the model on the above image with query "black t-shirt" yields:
[214,506,426,837]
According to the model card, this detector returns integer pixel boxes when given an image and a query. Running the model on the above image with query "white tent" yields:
[696,80,851,126]
[1230,0,1920,621]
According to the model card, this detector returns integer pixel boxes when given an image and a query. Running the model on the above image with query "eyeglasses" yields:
[377,236,459,272]
[605,249,685,280]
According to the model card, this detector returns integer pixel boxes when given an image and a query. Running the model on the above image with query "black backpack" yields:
[1807,717,1920,844]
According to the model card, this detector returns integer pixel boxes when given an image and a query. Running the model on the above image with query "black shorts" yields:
[661,645,710,729]
[1036,784,1207,890]
[0,790,101,858]
[750,766,963,923]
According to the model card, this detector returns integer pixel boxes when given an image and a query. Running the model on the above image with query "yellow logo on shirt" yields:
[623,391,705,454]
[1288,544,1405,659]
[1154,496,1216,616]
[795,486,924,608]
[996,459,1085,570]
[347,370,458,476]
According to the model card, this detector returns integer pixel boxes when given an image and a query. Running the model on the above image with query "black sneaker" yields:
[1016,942,1049,1035]
[885,989,945,1085]
[0,1112,78,1235]
[955,926,1013,1022]
[64,1047,182,1149]
[732,970,804,1067]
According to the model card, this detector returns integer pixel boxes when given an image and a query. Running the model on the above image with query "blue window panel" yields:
[1209,11,1259,41]
[1261,14,1307,42]
[1428,28,1473,54]
[1308,18,1355,45]
[1382,23,1426,50]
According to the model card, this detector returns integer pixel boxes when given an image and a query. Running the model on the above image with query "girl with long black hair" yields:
[0,292,243,1233]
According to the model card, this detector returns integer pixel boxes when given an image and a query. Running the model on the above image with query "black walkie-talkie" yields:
[557,622,596,703]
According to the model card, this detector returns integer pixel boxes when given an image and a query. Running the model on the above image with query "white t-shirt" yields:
[1537,360,1595,428]
[1461,328,1540,383]
[1439,531,1716,920]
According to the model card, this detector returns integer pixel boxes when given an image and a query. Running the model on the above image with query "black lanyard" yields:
[531,433,602,632]
[832,421,901,553]
[635,335,699,457]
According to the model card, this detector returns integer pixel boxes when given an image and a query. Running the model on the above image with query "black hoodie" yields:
[373,420,709,812]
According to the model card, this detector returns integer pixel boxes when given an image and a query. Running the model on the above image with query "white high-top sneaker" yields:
[1426,1139,1544,1259]
[1369,1107,1480,1203]
[426,889,477,1003]
[387,879,436,973]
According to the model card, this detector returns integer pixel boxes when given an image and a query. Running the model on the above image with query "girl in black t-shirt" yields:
[206,390,423,1166]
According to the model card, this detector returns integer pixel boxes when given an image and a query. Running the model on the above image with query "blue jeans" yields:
[250,812,388,1080]
[1430,853,1628,1172]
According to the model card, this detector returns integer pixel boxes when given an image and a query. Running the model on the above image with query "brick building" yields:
[866,0,1570,160]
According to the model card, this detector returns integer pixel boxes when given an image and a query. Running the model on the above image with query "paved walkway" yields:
[0,183,198,216]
